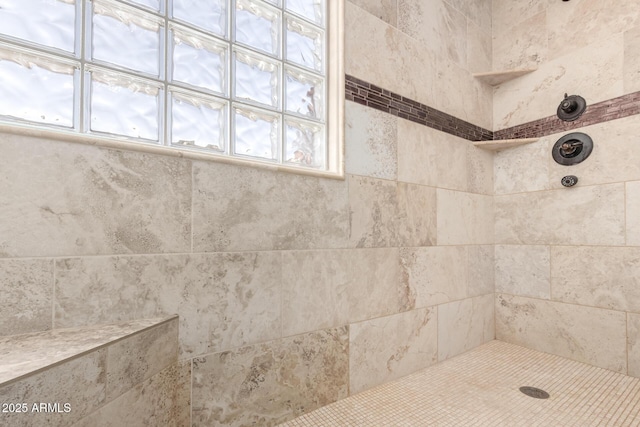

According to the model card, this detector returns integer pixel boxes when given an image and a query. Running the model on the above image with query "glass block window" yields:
[0,0,342,173]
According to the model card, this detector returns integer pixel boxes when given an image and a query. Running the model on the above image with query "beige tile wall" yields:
[346,1,493,130]
[492,0,640,129]
[493,114,640,378]
[0,2,496,425]
[3,1,640,425]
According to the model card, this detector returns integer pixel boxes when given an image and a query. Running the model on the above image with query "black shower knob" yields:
[557,94,587,121]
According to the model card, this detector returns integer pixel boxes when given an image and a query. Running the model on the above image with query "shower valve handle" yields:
[560,140,583,155]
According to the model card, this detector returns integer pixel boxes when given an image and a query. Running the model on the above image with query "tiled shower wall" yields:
[492,0,640,376]
[0,1,495,426]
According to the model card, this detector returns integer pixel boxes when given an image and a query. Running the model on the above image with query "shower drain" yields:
[519,386,550,399]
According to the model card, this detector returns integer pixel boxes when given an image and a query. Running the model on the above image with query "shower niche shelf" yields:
[473,138,539,151]
[473,68,537,86]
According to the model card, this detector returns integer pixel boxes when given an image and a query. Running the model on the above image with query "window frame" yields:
[0,0,344,179]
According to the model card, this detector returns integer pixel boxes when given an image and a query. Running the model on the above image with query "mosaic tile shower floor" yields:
[279,341,640,426]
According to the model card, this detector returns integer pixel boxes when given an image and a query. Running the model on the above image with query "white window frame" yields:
[0,0,344,178]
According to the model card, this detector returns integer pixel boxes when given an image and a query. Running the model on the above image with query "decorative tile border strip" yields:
[345,74,494,141]
[346,74,640,143]
[494,91,640,139]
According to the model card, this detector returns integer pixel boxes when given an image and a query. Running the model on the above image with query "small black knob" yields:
[561,175,578,187]
[561,99,577,113]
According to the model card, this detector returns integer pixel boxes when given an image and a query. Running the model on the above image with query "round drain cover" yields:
[519,386,550,399]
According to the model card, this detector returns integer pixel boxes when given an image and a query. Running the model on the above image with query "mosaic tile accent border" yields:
[345,75,494,141]
[345,74,640,142]
[495,91,640,140]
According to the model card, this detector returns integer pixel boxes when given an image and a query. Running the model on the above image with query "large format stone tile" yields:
[72,362,189,427]
[345,102,398,180]
[348,175,398,248]
[396,182,438,246]
[493,12,547,70]
[467,245,495,297]
[349,0,397,26]
[399,246,468,308]
[106,319,178,400]
[629,313,640,378]
[348,175,436,247]
[0,134,192,257]
[628,181,640,245]
[0,349,107,427]
[495,245,550,299]
[55,253,282,358]
[398,119,493,195]
[398,119,468,190]
[345,248,411,322]
[345,2,436,111]
[399,246,493,309]
[399,0,468,68]
[548,117,640,189]
[467,21,492,74]
[546,0,640,61]
[466,144,494,196]
[281,250,349,336]
[551,246,640,312]
[437,189,494,245]
[347,0,491,128]
[282,248,407,336]
[624,25,640,93]
[494,35,624,128]
[349,308,437,394]
[1,258,53,336]
[496,294,627,373]
[447,0,492,30]
[192,162,349,252]
[437,294,494,362]
[494,184,625,245]
[191,327,348,427]
[492,0,545,34]
[434,57,494,130]
[494,137,551,195]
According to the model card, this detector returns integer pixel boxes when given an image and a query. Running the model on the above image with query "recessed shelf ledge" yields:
[473,138,539,151]
[473,68,537,86]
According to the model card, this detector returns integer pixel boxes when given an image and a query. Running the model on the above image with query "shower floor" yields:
[279,340,640,426]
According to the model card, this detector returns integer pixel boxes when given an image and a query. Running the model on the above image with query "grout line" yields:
[624,181,628,247]
[51,259,56,330]
[190,161,195,254]
[189,358,193,427]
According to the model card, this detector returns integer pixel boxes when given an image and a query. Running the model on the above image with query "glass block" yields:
[263,0,280,5]
[233,105,279,160]
[173,0,226,37]
[286,16,323,72]
[0,0,76,53]
[285,66,323,120]
[0,47,76,127]
[91,0,162,76]
[235,0,280,57]
[170,90,226,152]
[89,69,160,141]
[285,117,324,168]
[171,25,227,95]
[125,0,161,12]
[286,0,323,26]
[234,49,279,108]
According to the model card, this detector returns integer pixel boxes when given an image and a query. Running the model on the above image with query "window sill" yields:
[0,121,345,180]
